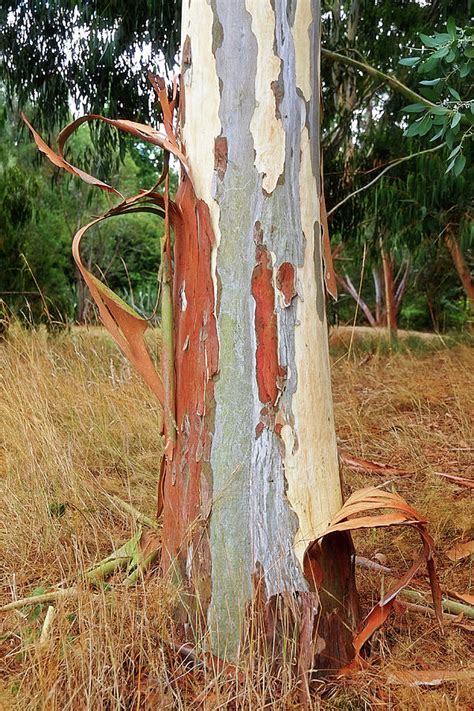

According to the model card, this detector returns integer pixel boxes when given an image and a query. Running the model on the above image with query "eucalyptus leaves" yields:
[400,18,473,175]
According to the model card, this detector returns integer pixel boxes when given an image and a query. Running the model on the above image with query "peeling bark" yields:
[251,237,287,407]
[168,0,358,667]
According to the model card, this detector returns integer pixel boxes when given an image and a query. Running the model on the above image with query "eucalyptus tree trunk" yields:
[444,230,474,313]
[381,245,397,342]
[161,0,359,667]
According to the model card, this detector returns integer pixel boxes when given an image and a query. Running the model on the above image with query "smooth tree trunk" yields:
[444,230,474,312]
[161,0,359,667]
[372,267,384,326]
[381,246,397,341]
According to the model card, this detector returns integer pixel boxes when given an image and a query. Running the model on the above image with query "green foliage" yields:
[0,96,164,326]
[0,1,181,133]
[399,19,473,174]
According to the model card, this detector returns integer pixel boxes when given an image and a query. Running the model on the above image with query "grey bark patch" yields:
[287,0,297,26]
[250,428,307,597]
[207,0,322,660]
[208,0,258,660]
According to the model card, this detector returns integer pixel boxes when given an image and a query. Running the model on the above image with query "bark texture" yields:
[381,246,397,340]
[162,0,358,666]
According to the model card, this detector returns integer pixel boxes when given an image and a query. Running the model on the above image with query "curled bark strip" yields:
[57,115,188,172]
[72,215,166,409]
[310,486,443,667]
[319,155,337,299]
[21,113,123,198]
[147,73,179,147]
[22,78,200,460]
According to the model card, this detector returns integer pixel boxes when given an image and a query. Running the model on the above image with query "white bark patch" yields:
[180,283,188,312]
[291,1,312,101]
[181,0,222,305]
[245,0,285,194]
[283,127,342,566]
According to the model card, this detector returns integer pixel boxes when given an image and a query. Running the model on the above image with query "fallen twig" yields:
[433,472,474,490]
[386,668,474,687]
[1,588,79,612]
[401,589,474,619]
[340,452,410,476]
[39,605,55,644]
[355,556,392,573]
[104,493,158,529]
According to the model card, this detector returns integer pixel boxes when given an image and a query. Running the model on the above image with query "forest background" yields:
[0,0,472,335]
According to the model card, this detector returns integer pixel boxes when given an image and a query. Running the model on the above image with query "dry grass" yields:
[0,325,472,709]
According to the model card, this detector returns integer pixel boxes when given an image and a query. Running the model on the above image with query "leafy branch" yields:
[322,18,473,175]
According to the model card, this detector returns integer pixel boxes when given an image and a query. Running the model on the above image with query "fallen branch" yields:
[104,493,158,529]
[401,589,474,619]
[433,472,474,490]
[1,527,160,612]
[355,556,392,573]
[446,589,474,606]
[340,452,410,476]
[1,588,79,612]
[386,668,474,687]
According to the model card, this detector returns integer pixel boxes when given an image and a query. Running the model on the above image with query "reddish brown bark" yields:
[159,175,219,596]
[276,262,297,307]
[381,247,397,340]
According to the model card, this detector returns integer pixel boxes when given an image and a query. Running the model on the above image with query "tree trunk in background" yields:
[444,230,474,312]
[372,266,384,326]
[336,271,377,327]
[160,0,359,667]
[381,246,397,341]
